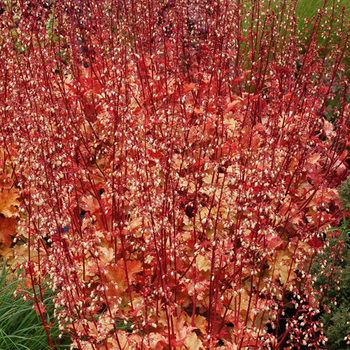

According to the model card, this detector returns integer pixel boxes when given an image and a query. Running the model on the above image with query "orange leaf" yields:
[81,195,100,215]
[0,217,17,249]
[307,152,321,165]
[183,82,196,93]
[103,259,142,297]
[196,254,211,272]
[184,332,204,350]
[0,189,20,218]
[266,234,284,250]
[225,100,241,113]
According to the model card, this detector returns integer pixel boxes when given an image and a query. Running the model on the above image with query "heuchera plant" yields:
[0,0,350,349]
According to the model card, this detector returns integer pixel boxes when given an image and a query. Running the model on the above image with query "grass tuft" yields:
[0,259,71,350]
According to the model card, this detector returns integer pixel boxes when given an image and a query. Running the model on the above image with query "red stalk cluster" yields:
[0,0,349,349]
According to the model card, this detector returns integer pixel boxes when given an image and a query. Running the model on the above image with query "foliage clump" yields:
[339,177,350,213]
[0,0,349,349]
[311,222,350,350]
